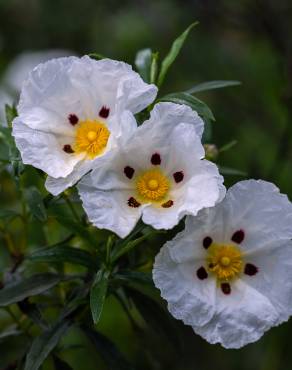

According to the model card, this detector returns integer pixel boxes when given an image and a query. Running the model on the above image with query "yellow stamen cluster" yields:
[207,243,243,281]
[74,120,110,159]
[136,169,170,202]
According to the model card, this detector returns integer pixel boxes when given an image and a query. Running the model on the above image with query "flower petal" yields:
[153,244,216,327]
[78,173,143,238]
[192,279,280,349]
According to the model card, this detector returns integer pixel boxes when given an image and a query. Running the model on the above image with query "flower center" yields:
[207,244,243,281]
[136,169,170,202]
[74,120,110,159]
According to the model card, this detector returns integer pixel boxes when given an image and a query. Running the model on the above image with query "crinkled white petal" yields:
[141,122,224,230]
[78,172,144,238]
[45,160,93,195]
[44,111,137,195]
[13,56,156,189]
[13,117,85,178]
[192,279,280,349]
[140,102,204,140]
[153,244,216,327]
[153,179,292,348]
[78,103,221,236]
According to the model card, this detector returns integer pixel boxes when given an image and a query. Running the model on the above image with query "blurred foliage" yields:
[1,0,292,369]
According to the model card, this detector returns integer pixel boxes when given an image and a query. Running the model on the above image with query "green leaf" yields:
[157,22,198,87]
[0,326,22,340]
[24,186,47,222]
[159,92,215,121]
[24,320,70,370]
[0,273,63,307]
[0,209,19,220]
[186,80,241,94]
[18,300,48,330]
[53,356,73,370]
[82,326,135,370]
[0,126,13,144]
[114,271,153,286]
[112,230,164,262]
[127,288,182,351]
[88,53,106,60]
[219,140,238,153]
[135,48,152,82]
[219,166,247,176]
[150,52,159,84]
[49,206,97,247]
[28,246,96,270]
[5,104,17,128]
[90,270,108,324]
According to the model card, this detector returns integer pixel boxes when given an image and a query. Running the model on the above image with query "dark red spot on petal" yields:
[161,200,174,208]
[99,106,110,119]
[197,266,208,280]
[68,114,79,125]
[127,197,141,208]
[244,263,258,276]
[173,171,184,183]
[151,153,161,165]
[221,283,231,295]
[231,229,245,244]
[63,144,74,153]
[124,166,135,179]
[203,236,212,249]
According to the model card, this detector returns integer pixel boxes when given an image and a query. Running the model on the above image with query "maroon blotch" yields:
[244,263,258,276]
[196,266,208,280]
[221,283,231,295]
[173,171,184,183]
[99,106,110,119]
[151,153,161,165]
[161,200,174,208]
[63,144,74,153]
[128,197,141,208]
[231,229,245,244]
[68,114,79,125]
[203,236,213,249]
[124,166,135,179]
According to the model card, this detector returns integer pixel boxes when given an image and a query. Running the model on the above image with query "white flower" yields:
[78,102,225,238]
[153,180,292,349]
[12,56,157,195]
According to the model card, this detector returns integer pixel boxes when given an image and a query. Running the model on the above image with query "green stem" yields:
[62,193,81,223]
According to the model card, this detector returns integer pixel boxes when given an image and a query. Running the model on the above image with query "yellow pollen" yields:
[87,130,97,141]
[73,120,110,159]
[207,243,243,282]
[136,169,170,202]
[220,256,231,266]
[148,179,159,190]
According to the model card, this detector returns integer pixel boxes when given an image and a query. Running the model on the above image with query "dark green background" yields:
[0,1,292,369]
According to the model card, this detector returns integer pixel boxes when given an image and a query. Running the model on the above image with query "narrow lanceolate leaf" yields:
[24,186,47,222]
[114,271,153,286]
[28,246,96,270]
[90,270,109,324]
[159,92,215,121]
[0,273,62,306]
[24,320,71,370]
[157,22,198,87]
[150,52,159,84]
[5,104,17,128]
[88,53,106,60]
[82,326,135,370]
[186,80,241,94]
[0,326,22,340]
[219,166,247,177]
[135,48,152,82]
